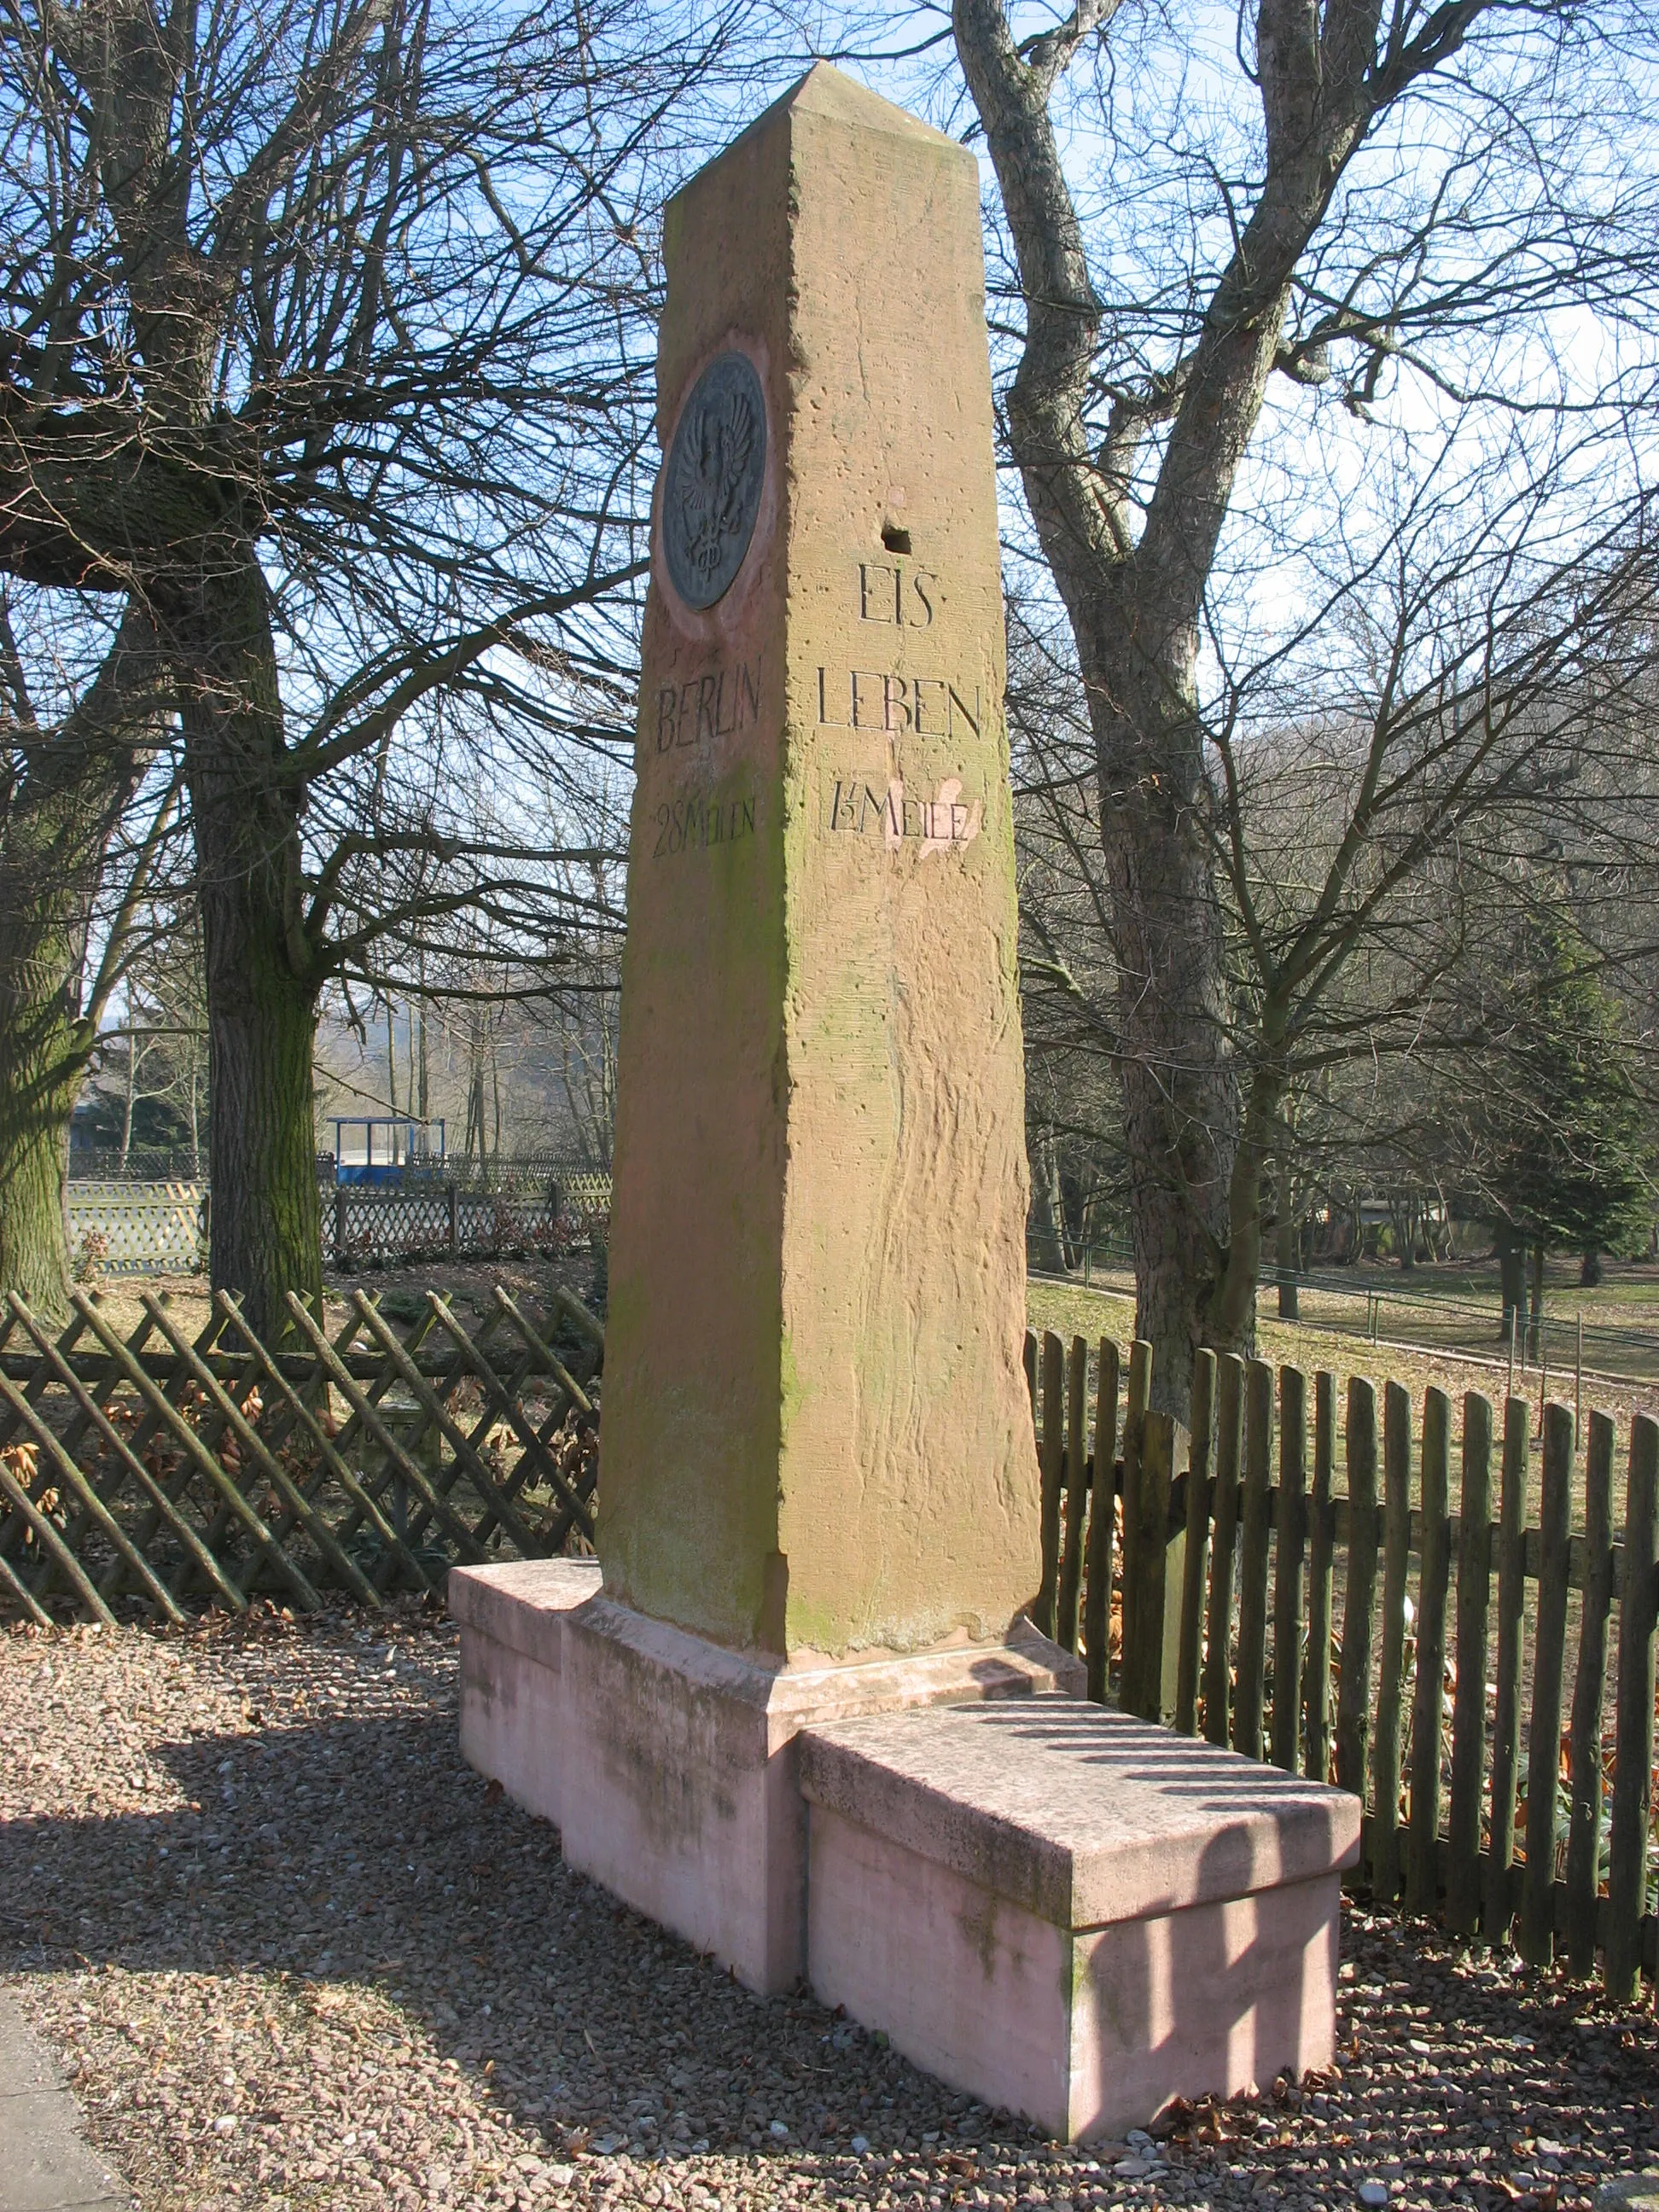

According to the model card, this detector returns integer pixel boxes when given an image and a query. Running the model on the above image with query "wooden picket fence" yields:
[0,1284,603,1624]
[1027,1328,1659,2000]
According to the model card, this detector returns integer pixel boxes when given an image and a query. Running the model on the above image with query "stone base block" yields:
[449,1561,1082,1994]
[799,1701,1361,2139]
[451,1559,602,1832]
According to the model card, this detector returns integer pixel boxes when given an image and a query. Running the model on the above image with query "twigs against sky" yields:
[931,0,1659,1408]
[0,0,783,1330]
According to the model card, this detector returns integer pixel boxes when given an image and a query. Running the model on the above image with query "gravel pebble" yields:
[3,1605,1654,2211]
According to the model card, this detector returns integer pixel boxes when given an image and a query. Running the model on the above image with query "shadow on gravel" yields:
[4,1687,1658,2209]
[0,1698,1009,2177]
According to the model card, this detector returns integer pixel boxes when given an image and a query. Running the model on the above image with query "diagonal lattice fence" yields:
[0,1283,602,1624]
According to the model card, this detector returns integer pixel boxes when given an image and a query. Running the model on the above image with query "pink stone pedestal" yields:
[450,1561,1082,1994]
[799,1703,1362,2140]
[451,1563,1359,2137]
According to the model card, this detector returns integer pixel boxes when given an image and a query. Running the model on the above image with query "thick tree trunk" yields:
[0,607,159,1313]
[0,870,84,1312]
[201,933,323,1332]
[1102,798,1243,1409]
[1496,1224,1526,1343]
[171,544,323,1340]
[0,1000,78,1313]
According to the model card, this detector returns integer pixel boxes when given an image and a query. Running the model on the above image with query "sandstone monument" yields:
[453,63,1359,2139]
[599,61,1039,1662]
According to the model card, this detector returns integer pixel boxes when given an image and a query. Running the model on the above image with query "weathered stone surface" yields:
[798,1701,1361,2138]
[450,1560,1082,1993]
[798,1701,1363,1930]
[600,62,1037,1658]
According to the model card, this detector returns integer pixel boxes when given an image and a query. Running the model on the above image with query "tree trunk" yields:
[417,981,429,1123]
[1527,1239,1545,1365]
[1276,1209,1300,1319]
[1028,1139,1067,1276]
[1092,702,1246,1414]
[1496,1224,1527,1342]
[120,1034,136,1169]
[0,1004,79,1312]
[0,607,160,1313]
[1580,1248,1602,1287]
[949,0,1487,1424]
[172,545,323,1340]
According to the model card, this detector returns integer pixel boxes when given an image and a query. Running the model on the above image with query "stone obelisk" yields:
[600,62,1039,1657]
[454,77,1358,2093]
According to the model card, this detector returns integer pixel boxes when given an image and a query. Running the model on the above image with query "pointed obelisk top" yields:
[750,58,969,151]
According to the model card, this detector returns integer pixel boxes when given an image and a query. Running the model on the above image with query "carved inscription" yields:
[826,774,981,855]
[815,668,981,738]
[858,562,937,627]
[655,658,762,753]
[651,789,758,859]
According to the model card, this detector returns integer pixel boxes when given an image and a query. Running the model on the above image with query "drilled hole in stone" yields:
[881,522,912,555]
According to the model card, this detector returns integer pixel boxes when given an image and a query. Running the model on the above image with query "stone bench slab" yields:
[799,1698,1361,2139]
[799,1699,1360,1927]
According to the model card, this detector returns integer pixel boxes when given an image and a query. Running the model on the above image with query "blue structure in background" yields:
[330,1117,445,1186]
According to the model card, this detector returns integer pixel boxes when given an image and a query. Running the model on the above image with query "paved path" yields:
[0,1995,131,2212]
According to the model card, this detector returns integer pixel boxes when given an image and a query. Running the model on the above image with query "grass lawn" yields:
[1031,1255,1658,1426]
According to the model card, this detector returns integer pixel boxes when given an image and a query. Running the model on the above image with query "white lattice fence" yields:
[328,1190,602,1263]
[67,1183,207,1275]
[61,1174,613,1273]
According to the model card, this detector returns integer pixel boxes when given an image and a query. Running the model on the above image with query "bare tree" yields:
[0,0,751,1333]
[949,0,1659,1411]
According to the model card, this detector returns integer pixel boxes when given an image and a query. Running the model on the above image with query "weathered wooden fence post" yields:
[1564,1410,1615,1976]
[1606,1412,1658,2001]
[1407,1387,1452,1912]
[1372,1380,1412,1904]
[1232,1359,1274,1761]
[1175,1348,1215,1737]
[1520,1403,1573,1965]
[1304,1371,1336,1784]
[1123,1407,1185,1723]
[1484,1395,1529,1945]
[1335,1377,1378,1811]
[1446,1392,1493,1934]
[1056,1335,1089,1653]
[1033,1331,1065,1640]
[1084,1338,1120,1705]
[1202,1352,1246,1750]
[1272,1365,1308,1774]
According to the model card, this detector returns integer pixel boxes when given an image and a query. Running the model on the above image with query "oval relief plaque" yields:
[661,351,766,611]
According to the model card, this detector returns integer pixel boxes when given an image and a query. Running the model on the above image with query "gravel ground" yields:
[2,1607,1653,2212]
